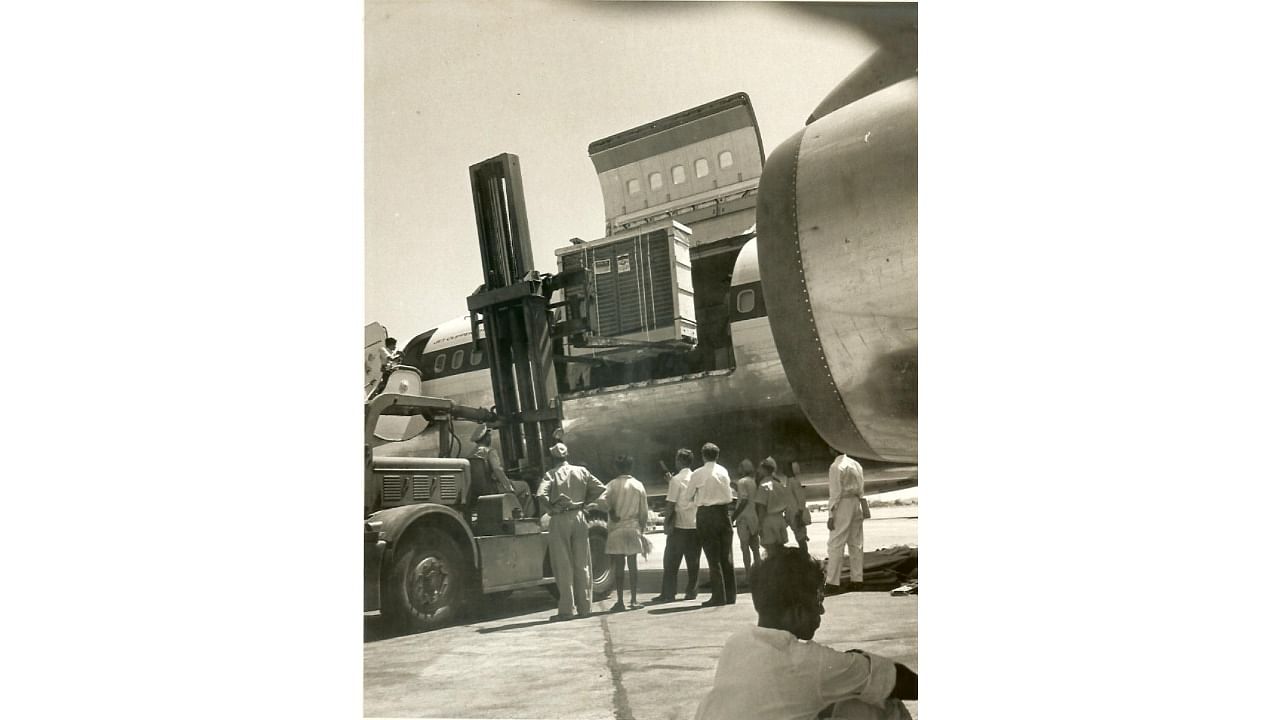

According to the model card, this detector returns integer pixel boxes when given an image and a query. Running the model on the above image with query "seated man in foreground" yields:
[694,548,918,720]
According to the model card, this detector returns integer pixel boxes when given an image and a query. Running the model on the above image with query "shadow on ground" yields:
[365,547,915,642]
[365,587,561,642]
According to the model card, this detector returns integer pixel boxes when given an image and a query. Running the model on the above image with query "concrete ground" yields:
[364,506,917,719]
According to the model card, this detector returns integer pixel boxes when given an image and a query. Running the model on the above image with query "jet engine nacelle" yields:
[755,76,917,463]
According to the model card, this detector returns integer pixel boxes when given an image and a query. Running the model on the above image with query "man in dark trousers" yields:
[649,448,700,604]
[688,442,736,607]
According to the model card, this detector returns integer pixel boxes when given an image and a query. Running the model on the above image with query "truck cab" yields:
[364,393,610,632]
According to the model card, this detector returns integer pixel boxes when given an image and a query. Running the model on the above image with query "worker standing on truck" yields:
[470,426,535,517]
[537,442,606,622]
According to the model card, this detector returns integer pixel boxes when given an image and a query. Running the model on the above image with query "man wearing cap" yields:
[537,442,607,621]
[754,457,792,558]
[469,426,534,517]
[687,442,736,607]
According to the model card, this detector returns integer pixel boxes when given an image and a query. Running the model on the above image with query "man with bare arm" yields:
[650,448,701,603]
[536,442,606,621]
[695,548,917,720]
[732,459,762,582]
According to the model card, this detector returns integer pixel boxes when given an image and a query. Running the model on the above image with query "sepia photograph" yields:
[364,1,916,718]
[12,1,1280,718]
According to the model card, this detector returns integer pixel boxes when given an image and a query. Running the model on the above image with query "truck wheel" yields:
[384,528,471,632]
[587,519,614,601]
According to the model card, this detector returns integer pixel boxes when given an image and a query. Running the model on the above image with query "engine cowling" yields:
[755,77,917,462]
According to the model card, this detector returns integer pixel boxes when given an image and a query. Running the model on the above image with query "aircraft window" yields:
[736,289,755,314]
[719,151,734,169]
[470,349,483,366]
[627,178,641,195]
[649,172,663,190]
[433,354,446,373]
[671,165,686,184]
[451,349,464,370]
[695,158,709,178]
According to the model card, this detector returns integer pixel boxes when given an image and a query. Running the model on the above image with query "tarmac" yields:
[364,505,918,719]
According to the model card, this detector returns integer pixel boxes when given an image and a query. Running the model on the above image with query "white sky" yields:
[365,0,876,343]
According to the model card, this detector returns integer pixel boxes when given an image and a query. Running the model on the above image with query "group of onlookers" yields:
[518,436,877,616]
[500,436,913,719]
[733,455,811,569]
[650,443,740,606]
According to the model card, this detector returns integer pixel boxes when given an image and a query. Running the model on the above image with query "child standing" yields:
[602,455,649,611]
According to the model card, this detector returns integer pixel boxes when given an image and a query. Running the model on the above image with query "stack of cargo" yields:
[555,219,696,359]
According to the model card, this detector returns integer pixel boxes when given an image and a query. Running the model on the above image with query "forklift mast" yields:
[466,154,565,485]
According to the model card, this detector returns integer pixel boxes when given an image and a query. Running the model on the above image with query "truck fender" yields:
[368,503,478,568]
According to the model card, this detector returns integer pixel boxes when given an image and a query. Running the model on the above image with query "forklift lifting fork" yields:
[364,154,613,632]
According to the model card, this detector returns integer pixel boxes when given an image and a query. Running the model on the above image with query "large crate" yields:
[555,220,696,357]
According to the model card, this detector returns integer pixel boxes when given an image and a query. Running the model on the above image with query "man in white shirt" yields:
[694,548,917,720]
[379,337,402,370]
[825,449,867,593]
[650,448,701,603]
[371,337,403,396]
[688,442,736,607]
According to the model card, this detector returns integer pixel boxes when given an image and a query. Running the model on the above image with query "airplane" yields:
[371,6,917,504]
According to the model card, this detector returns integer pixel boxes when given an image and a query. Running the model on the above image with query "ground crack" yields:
[599,614,635,720]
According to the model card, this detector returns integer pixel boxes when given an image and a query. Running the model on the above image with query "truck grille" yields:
[436,474,457,503]
[380,473,459,505]
[382,475,404,503]
[411,475,433,501]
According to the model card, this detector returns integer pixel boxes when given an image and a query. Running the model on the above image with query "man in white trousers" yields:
[825,448,866,594]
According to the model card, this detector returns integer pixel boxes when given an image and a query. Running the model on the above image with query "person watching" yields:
[601,454,648,612]
[536,442,606,622]
[754,457,792,558]
[694,548,918,720]
[649,448,701,603]
[687,442,736,607]
[731,459,762,583]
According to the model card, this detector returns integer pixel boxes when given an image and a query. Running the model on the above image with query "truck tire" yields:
[541,520,616,601]
[587,518,614,601]
[384,527,471,632]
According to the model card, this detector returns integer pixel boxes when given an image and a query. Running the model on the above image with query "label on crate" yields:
[593,258,612,274]
[617,254,632,273]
